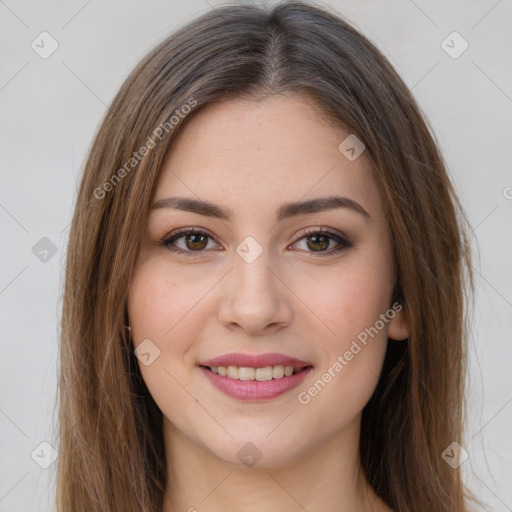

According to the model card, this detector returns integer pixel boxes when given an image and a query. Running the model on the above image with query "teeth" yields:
[227,366,239,379]
[209,365,299,380]
[272,365,285,378]
[239,367,255,380]
[255,367,272,381]
[284,366,294,377]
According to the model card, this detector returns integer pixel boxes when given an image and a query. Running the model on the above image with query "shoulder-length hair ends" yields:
[57,2,475,511]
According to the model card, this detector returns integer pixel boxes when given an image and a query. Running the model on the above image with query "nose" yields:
[217,249,293,335]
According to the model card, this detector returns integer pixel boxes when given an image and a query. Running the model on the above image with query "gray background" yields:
[1,0,511,510]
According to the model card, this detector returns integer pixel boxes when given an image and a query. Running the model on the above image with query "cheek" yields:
[295,276,390,434]
[127,257,225,401]
[127,258,210,342]
[126,260,203,418]
[298,248,393,406]
[308,263,393,347]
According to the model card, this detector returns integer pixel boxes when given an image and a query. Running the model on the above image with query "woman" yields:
[56,2,477,511]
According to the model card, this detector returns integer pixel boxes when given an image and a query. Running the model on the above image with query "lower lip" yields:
[200,366,313,401]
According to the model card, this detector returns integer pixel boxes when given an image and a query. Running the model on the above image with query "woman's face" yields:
[127,93,408,467]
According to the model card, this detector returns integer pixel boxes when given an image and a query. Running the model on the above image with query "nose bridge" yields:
[218,241,293,333]
[232,232,274,284]
[232,244,278,303]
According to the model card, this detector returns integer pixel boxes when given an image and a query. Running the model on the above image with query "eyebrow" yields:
[150,195,371,222]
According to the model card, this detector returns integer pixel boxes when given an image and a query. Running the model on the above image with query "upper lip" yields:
[200,352,313,369]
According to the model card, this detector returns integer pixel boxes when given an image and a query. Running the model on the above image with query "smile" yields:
[199,352,313,401]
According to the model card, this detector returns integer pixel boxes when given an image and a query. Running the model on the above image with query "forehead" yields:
[155,94,382,220]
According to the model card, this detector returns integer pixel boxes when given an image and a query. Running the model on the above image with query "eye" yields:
[291,227,353,255]
[161,229,220,256]
[161,227,353,257]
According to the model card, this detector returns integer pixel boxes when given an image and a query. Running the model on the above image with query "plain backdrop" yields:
[1,0,511,510]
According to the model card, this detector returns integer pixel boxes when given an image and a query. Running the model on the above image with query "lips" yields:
[199,352,313,401]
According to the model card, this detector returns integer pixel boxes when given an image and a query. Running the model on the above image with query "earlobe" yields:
[387,306,409,341]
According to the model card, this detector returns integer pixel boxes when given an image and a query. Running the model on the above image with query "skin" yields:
[127,93,409,512]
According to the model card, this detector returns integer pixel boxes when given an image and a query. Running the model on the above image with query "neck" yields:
[161,415,390,512]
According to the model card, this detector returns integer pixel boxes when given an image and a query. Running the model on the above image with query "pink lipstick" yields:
[199,352,313,401]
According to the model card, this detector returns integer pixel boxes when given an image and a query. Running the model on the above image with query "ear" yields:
[387,302,409,341]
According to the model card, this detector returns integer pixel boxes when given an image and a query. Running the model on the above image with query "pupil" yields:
[307,235,328,251]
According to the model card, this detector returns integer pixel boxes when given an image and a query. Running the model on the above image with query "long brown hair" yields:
[55,2,475,510]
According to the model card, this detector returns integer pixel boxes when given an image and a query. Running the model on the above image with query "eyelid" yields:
[291,226,353,253]
[295,226,350,242]
[163,226,217,242]
[161,227,221,256]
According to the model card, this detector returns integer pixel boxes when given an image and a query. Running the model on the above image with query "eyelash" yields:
[160,227,353,257]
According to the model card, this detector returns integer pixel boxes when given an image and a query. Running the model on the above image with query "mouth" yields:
[198,352,314,401]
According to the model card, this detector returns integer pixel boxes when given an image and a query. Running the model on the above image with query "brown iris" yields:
[306,234,329,251]
[185,233,208,250]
